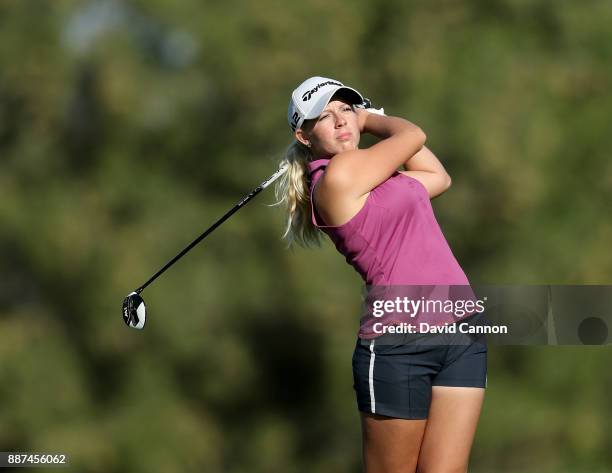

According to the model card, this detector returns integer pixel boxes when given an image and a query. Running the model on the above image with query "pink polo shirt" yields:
[308,158,479,338]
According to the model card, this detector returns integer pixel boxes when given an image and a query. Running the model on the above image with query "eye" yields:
[343,105,353,112]
[319,114,330,120]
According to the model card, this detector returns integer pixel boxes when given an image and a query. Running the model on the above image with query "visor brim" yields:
[303,86,364,121]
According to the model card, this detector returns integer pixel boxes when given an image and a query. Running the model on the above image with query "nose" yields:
[334,112,347,128]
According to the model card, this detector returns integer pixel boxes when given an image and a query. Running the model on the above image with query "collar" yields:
[307,158,331,175]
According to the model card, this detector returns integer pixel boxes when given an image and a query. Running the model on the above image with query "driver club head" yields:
[122,292,146,329]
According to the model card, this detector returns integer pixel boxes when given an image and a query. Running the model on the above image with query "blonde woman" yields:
[276,76,488,473]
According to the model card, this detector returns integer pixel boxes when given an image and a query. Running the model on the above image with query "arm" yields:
[323,111,427,198]
[399,145,452,199]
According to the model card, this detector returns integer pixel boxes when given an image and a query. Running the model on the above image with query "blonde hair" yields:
[271,140,324,249]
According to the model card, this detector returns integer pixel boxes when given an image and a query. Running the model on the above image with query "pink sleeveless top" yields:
[308,158,478,338]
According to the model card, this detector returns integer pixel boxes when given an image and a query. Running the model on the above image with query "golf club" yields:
[122,163,289,329]
[122,98,381,329]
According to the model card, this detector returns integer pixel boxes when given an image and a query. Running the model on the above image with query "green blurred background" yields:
[1,0,611,471]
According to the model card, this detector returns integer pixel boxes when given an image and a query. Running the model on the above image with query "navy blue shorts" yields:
[352,312,489,419]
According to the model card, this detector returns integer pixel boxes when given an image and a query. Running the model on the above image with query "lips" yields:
[337,132,352,140]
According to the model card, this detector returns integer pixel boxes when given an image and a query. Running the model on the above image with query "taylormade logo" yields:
[301,80,342,101]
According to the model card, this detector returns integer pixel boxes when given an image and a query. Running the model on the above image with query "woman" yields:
[276,76,488,473]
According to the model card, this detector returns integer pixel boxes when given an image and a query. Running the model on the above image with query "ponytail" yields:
[271,140,323,248]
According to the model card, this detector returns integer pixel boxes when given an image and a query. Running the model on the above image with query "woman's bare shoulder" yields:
[314,163,370,227]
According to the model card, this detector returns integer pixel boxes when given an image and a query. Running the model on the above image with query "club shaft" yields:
[136,165,288,294]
